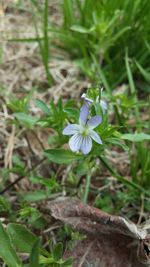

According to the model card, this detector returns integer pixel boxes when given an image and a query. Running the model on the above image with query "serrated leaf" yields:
[7,224,37,253]
[121,133,150,142]
[0,221,22,267]
[44,149,83,164]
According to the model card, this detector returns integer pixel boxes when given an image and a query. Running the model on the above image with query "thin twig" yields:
[31,130,46,150]
[78,240,94,267]
[24,133,35,156]
[0,157,46,194]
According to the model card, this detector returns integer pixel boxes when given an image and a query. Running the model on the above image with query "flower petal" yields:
[80,136,92,154]
[87,115,102,129]
[63,124,80,135]
[69,133,83,152]
[89,130,102,144]
[81,93,93,104]
[100,100,107,113]
[79,103,89,125]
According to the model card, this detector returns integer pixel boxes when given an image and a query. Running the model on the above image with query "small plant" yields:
[0,221,72,267]
[7,87,149,203]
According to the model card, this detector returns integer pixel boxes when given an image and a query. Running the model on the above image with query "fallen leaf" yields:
[50,198,150,267]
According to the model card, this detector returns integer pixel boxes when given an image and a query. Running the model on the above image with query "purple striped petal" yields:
[89,130,102,144]
[63,124,80,135]
[69,133,83,152]
[80,136,92,154]
[87,115,102,129]
[79,104,89,125]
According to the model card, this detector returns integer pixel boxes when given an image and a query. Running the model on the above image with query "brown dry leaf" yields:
[50,198,150,267]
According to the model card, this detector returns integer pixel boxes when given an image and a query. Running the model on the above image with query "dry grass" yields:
[0,0,89,100]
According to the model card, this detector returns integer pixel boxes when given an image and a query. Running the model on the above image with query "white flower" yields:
[63,104,102,154]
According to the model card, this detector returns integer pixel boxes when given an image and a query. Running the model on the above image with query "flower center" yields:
[80,125,90,137]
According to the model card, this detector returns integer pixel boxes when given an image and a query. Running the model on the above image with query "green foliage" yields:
[0,196,10,212]
[30,175,60,190]
[40,242,72,266]
[7,96,30,113]
[7,224,37,253]
[121,133,150,142]
[29,239,40,267]
[18,206,46,229]
[9,85,150,199]
[0,221,72,267]
[94,189,140,216]
[14,113,37,128]
[35,99,51,115]
[52,243,63,261]
[44,149,83,164]
[19,206,40,220]
[36,98,79,132]
[52,0,150,87]
[0,221,23,267]
[23,191,48,202]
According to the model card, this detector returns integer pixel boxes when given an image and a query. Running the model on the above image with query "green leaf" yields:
[0,221,22,267]
[52,243,63,261]
[63,0,74,27]
[135,60,150,82]
[0,196,10,212]
[64,107,79,120]
[14,113,37,127]
[112,26,131,42]
[125,50,135,94]
[35,99,51,115]
[70,25,95,33]
[22,191,47,202]
[7,224,37,253]
[121,133,150,142]
[105,138,129,151]
[61,258,73,267]
[29,239,40,267]
[44,149,83,164]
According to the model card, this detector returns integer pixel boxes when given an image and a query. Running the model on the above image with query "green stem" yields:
[30,0,53,86]
[125,49,140,129]
[83,172,91,203]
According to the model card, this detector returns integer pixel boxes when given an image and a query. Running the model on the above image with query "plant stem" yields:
[125,49,140,129]
[83,173,91,203]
